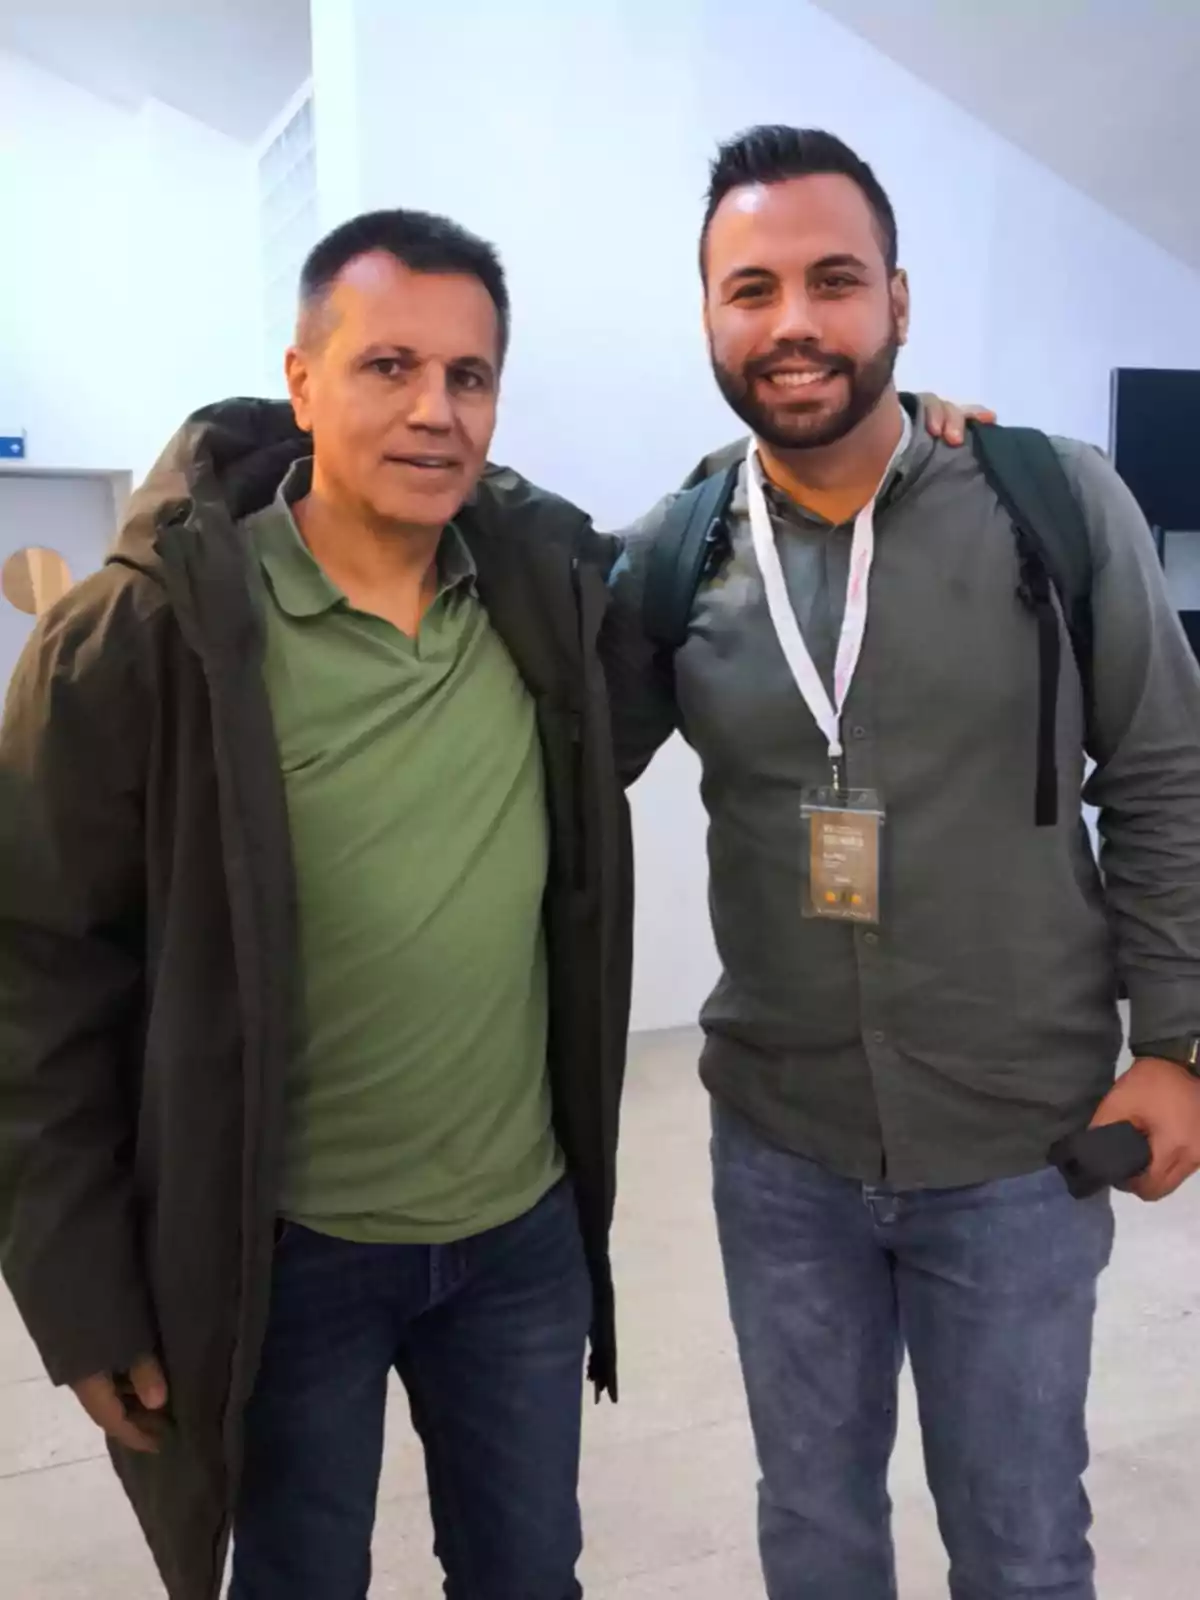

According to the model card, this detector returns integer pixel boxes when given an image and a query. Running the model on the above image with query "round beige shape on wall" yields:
[2,547,73,616]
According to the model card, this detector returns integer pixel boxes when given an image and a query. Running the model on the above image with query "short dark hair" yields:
[701,125,899,278]
[298,208,511,360]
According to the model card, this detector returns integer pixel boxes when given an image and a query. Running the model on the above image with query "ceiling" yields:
[0,0,310,142]
[813,0,1200,271]
[2,1,1197,267]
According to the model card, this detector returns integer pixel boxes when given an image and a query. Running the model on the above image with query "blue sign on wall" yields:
[0,435,26,460]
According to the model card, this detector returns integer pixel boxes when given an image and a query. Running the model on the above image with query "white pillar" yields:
[309,0,367,230]
[305,0,722,519]
[305,0,727,1033]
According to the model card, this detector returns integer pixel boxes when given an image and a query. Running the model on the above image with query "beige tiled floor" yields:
[3,1028,1199,1597]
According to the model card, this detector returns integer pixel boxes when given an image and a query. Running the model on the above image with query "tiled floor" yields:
[3,1028,1199,1597]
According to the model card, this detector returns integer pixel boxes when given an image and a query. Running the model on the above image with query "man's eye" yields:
[820,275,859,293]
[452,369,488,393]
[368,358,404,377]
[732,283,770,304]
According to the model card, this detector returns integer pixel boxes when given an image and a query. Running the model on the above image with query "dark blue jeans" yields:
[712,1105,1115,1600]
[228,1179,591,1600]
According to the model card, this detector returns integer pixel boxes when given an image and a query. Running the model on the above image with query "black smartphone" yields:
[1049,1122,1151,1200]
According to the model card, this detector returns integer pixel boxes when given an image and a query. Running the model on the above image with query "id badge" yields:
[801,788,885,925]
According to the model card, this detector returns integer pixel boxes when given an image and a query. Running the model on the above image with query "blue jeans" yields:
[712,1105,1115,1600]
[228,1179,592,1600]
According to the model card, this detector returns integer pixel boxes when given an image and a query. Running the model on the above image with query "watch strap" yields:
[1131,1035,1200,1076]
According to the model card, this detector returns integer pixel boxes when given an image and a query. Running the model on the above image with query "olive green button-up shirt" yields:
[606,409,1200,1188]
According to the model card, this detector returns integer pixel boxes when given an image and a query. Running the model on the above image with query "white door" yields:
[0,473,118,690]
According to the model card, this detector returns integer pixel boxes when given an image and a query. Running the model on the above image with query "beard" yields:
[711,319,901,452]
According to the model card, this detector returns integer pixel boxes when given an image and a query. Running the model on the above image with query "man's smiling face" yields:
[703,173,909,451]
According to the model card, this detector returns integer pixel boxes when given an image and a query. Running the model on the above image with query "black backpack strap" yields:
[643,465,740,651]
[969,423,1094,827]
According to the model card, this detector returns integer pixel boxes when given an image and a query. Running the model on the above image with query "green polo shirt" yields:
[244,463,562,1243]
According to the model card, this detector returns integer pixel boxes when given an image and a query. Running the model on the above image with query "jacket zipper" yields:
[570,715,587,891]
[569,557,588,892]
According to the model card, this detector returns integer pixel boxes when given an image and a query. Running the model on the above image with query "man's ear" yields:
[891,269,911,348]
[700,271,714,344]
[284,345,314,434]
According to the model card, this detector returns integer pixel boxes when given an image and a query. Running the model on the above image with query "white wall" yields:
[312,0,1200,1030]
[123,99,263,473]
[0,51,261,484]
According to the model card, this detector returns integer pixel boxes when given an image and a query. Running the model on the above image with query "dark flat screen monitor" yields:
[1110,368,1200,533]
[1180,611,1200,665]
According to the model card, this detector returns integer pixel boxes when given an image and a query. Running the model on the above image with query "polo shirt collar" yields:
[437,520,477,594]
[257,457,477,620]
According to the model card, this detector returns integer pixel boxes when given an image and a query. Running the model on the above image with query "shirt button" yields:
[851,725,867,740]
[871,1029,886,1044]
[864,932,879,946]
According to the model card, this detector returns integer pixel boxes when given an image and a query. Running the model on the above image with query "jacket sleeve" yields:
[0,576,156,1385]
[1065,441,1200,1049]
[599,498,683,787]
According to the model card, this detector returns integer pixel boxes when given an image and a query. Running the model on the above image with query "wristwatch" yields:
[1131,1034,1200,1077]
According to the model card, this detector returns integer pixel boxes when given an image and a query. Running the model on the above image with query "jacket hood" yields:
[111,399,310,576]
[110,397,605,582]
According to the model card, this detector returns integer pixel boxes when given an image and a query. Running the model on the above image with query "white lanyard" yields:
[745,412,912,781]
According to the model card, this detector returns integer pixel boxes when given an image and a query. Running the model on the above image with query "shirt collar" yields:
[437,521,478,594]
[889,401,917,487]
[760,403,915,527]
[257,457,478,620]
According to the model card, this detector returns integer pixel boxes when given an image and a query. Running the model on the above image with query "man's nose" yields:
[770,286,821,346]
[407,369,454,431]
